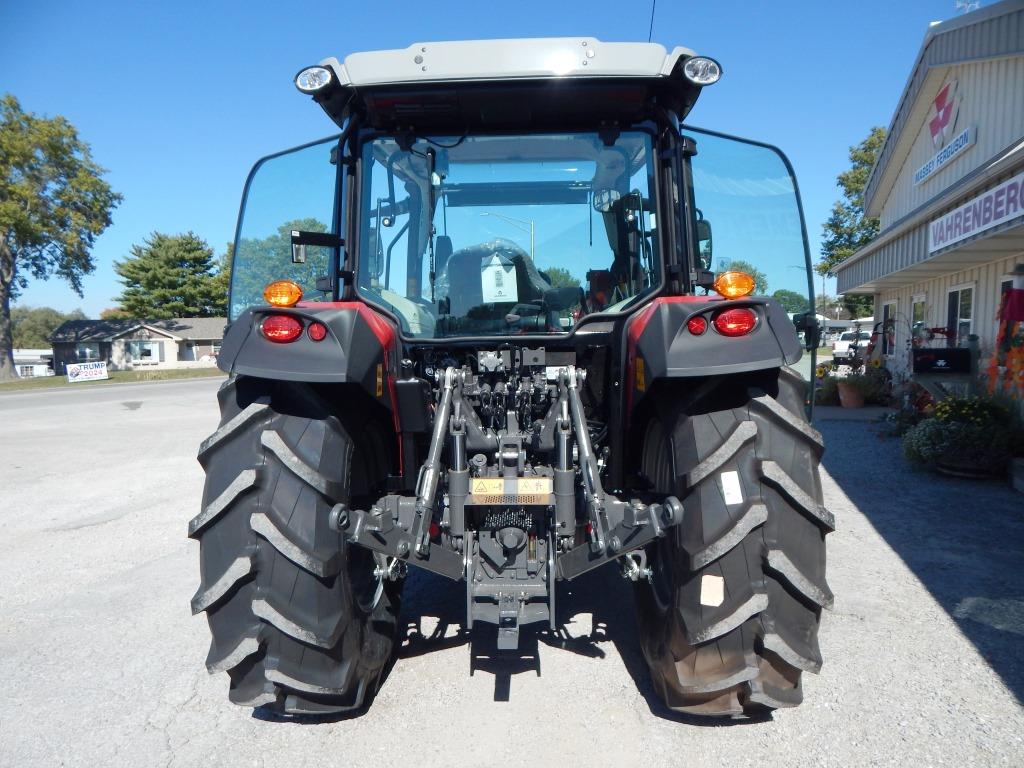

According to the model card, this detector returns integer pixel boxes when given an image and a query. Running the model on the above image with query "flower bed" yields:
[902,395,1023,478]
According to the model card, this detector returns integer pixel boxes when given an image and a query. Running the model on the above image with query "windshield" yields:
[356,131,658,338]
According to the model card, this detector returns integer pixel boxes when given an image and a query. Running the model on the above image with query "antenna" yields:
[954,0,979,14]
[648,0,657,42]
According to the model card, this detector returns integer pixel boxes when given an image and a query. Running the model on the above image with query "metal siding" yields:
[880,56,1024,229]
[865,4,1024,212]
[837,224,925,293]
[873,250,1023,378]
[839,159,1024,293]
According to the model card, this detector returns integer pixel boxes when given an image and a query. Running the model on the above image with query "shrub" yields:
[815,375,839,405]
[932,395,1010,426]
[902,394,1022,473]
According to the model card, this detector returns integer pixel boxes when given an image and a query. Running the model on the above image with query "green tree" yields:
[723,259,768,294]
[816,127,886,278]
[229,218,331,315]
[212,247,231,305]
[11,306,86,347]
[815,293,844,318]
[0,95,121,380]
[99,307,132,319]
[771,289,809,314]
[542,266,580,288]
[841,294,874,319]
[114,232,226,318]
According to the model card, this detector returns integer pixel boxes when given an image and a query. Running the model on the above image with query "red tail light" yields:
[686,316,708,335]
[307,321,328,341]
[712,307,757,337]
[261,314,303,343]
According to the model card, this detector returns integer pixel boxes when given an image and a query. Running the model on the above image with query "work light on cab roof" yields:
[682,56,722,86]
[295,66,333,94]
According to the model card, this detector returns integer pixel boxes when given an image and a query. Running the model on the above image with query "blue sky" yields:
[0,0,979,315]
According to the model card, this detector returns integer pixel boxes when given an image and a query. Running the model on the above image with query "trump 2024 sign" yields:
[66,361,110,383]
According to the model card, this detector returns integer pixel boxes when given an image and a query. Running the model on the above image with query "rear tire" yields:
[189,376,402,715]
[634,368,832,717]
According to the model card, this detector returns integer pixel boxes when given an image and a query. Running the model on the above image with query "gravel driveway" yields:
[0,380,1021,766]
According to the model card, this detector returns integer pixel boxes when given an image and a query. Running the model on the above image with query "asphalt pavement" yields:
[1,377,1022,767]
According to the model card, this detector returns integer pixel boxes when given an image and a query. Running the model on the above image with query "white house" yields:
[48,318,227,373]
[12,348,55,378]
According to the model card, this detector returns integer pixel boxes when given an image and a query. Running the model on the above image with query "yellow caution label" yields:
[516,477,552,495]
[375,363,383,397]
[471,478,505,495]
[468,477,553,505]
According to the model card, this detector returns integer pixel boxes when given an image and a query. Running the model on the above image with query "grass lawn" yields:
[0,367,226,392]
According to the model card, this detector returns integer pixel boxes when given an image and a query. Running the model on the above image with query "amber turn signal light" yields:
[712,271,756,299]
[263,280,303,307]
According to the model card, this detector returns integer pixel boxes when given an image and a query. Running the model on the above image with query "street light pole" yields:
[480,212,535,259]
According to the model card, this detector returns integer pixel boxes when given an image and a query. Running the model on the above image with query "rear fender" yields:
[218,303,398,411]
[626,296,801,409]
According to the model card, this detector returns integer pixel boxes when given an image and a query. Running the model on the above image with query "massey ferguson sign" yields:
[914,79,975,186]
[928,171,1024,253]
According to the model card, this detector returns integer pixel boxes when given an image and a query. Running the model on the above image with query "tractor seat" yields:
[440,238,550,317]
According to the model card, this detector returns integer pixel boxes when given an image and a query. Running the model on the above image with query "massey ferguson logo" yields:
[914,79,974,186]
[928,80,960,149]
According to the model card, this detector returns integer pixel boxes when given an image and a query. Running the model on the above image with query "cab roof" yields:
[308,38,710,131]
[320,38,696,87]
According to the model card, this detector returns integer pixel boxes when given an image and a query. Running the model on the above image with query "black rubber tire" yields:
[189,375,402,715]
[634,367,833,717]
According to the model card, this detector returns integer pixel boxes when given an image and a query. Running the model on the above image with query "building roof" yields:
[863,0,1024,216]
[50,318,227,343]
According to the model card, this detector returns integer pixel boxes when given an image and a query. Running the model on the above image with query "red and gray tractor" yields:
[190,38,830,718]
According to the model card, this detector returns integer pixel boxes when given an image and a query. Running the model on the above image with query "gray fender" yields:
[627,296,801,403]
[218,303,398,407]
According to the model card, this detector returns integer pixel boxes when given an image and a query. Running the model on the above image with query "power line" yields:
[648,0,657,42]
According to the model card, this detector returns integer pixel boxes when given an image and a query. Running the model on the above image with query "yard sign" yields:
[66,361,109,383]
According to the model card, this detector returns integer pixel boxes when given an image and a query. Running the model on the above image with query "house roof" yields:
[50,318,227,343]
[863,0,1024,216]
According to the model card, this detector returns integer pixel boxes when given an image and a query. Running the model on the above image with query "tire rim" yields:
[346,545,386,613]
[641,419,676,612]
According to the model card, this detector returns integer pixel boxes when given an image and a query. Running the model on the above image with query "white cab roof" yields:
[321,38,697,87]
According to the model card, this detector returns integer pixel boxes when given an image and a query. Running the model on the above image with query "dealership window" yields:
[946,283,974,346]
[881,300,897,355]
[75,343,100,362]
[127,340,162,364]
[911,293,927,338]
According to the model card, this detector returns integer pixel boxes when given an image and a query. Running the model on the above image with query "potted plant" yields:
[835,373,873,408]
[902,395,1021,478]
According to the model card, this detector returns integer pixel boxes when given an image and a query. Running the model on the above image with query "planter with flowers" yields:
[902,395,1023,478]
[817,359,891,408]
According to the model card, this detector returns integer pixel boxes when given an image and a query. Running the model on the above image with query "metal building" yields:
[835,0,1024,382]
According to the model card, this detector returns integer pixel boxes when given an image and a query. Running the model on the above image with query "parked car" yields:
[832,330,872,362]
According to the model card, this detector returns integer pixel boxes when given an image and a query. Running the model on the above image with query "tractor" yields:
[190,38,830,718]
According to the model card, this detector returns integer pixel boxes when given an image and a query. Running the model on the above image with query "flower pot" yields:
[837,381,865,408]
